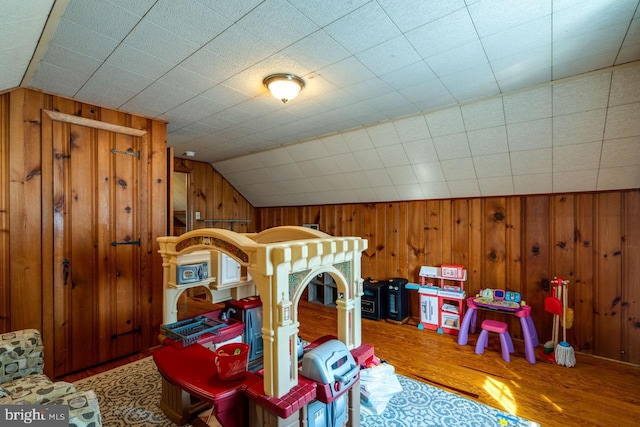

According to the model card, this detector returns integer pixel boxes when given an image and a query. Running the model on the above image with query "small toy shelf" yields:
[418,265,467,336]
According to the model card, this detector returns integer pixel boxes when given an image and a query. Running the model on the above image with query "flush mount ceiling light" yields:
[263,73,305,103]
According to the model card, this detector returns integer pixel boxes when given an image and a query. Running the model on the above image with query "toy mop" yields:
[555,280,576,367]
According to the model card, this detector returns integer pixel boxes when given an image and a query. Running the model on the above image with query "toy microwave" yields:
[177,262,209,284]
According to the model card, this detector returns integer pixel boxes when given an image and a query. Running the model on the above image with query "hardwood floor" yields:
[60,298,640,427]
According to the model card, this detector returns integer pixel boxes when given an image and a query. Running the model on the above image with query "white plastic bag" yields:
[359,363,403,415]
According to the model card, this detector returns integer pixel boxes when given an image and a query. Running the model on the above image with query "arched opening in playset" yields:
[158,226,368,399]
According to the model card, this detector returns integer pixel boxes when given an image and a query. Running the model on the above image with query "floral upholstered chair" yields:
[0,329,102,427]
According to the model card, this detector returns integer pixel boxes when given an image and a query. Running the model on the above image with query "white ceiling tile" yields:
[553,169,598,192]
[42,43,102,78]
[343,78,394,101]
[203,25,276,70]
[213,155,265,174]
[356,36,422,75]
[417,181,450,199]
[200,84,252,106]
[553,0,637,41]
[510,148,552,176]
[600,136,640,168]
[441,157,476,180]
[354,149,384,170]
[552,51,617,81]
[107,44,173,80]
[376,144,410,167]
[399,79,457,110]
[324,2,400,54]
[395,184,425,200]
[287,0,369,27]
[393,115,430,142]
[237,0,319,51]
[474,153,512,178]
[610,64,640,106]
[379,61,438,91]
[286,140,330,161]
[319,57,376,88]
[425,107,465,137]
[425,41,489,77]
[387,166,418,185]
[30,62,86,93]
[145,0,231,45]
[269,163,306,180]
[364,168,393,187]
[0,0,54,23]
[493,52,552,92]
[553,141,602,172]
[403,139,438,164]
[140,80,197,105]
[479,176,514,196]
[321,134,350,155]
[353,188,379,203]
[378,0,466,32]
[181,49,248,85]
[553,109,606,146]
[469,0,551,38]
[513,173,552,194]
[461,98,505,131]
[507,118,552,151]
[366,122,400,147]
[412,161,445,183]
[124,20,199,66]
[467,126,509,156]
[283,30,351,71]
[328,152,359,173]
[64,0,141,40]
[552,72,611,115]
[51,18,120,61]
[481,16,551,62]
[343,171,371,188]
[343,128,374,152]
[504,86,552,124]
[107,0,155,16]
[604,102,640,140]
[2,17,47,47]
[447,179,480,198]
[617,17,640,64]
[374,186,400,202]
[439,68,500,101]
[597,165,640,191]
[406,8,478,59]
[433,133,471,160]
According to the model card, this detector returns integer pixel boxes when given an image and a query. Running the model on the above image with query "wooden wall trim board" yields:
[259,190,640,365]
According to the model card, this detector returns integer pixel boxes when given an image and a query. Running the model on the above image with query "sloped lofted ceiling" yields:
[2,0,640,206]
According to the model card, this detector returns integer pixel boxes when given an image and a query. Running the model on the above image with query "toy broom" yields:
[555,282,576,367]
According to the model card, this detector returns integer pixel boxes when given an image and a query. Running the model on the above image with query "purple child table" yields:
[457,296,538,364]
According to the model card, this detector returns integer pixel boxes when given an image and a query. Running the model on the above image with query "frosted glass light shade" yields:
[263,74,305,103]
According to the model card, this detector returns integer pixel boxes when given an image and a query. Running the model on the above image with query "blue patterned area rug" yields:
[75,356,538,426]
[360,374,539,427]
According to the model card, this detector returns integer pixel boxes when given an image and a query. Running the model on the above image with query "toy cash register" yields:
[473,288,522,311]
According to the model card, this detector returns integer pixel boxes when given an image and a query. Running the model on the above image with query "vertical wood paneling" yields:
[594,193,623,360]
[505,197,522,295]
[623,190,640,364]
[523,196,550,341]
[9,89,43,330]
[484,197,507,289]
[1,88,167,376]
[551,195,576,343]
[575,194,595,353]
[256,191,639,363]
[0,94,8,331]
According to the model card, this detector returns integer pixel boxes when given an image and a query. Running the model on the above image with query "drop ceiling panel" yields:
[4,0,640,207]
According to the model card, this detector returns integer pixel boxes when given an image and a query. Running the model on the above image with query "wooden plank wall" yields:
[174,158,257,233]
[258,190,640,364]
[0,88,167,351]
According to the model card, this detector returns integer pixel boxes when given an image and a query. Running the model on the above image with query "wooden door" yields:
[43,111,145,377]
